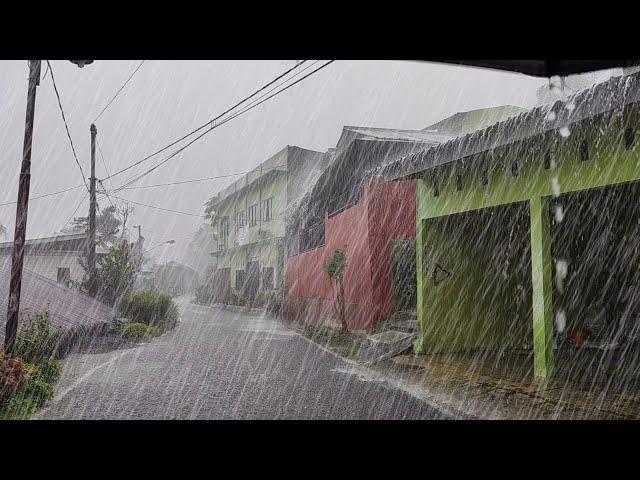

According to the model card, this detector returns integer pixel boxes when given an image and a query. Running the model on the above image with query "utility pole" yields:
[88,123,97,297]
[4,60,41,353]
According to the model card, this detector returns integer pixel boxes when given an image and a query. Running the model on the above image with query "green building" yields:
[381,73,640,381]
[208,145,328,305]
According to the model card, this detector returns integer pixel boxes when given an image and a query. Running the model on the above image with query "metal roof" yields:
[0,259,114,343]
[381,72,640,180]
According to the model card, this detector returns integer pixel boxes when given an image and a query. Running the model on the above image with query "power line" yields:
[59,190,89,234]
[102,60,308,182]
[113,172,246,191]
[108,60,335,192]
[109,194,205,218]
[95,138,117,210]
[0,184,85,207]
[47,60,90,193]
[93,60,146,123]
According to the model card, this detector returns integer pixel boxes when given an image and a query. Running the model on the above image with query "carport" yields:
[382,72,640,379]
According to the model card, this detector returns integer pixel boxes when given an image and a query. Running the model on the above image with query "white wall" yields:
[16,253,85,284]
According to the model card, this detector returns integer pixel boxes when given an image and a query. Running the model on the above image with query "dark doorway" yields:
[391,239,417,312]
[246,261,260,305]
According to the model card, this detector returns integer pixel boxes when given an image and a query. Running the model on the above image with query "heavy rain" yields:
[1,59,639,420]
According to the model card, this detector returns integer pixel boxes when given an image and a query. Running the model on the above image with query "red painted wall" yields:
[286,178,416,331]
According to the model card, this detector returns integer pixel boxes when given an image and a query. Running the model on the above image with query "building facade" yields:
[208,146,328,305]
[381,72,640,380]
[0,233,92,286]
[285,109,523,332]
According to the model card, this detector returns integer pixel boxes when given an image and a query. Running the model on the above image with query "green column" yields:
[414,180,428,354]
[529,195,555,379]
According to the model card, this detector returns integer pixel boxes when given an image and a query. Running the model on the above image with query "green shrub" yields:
[117,290,179,332]
[1,393,40,419]
[37,359,61,384]
[120,322,155,343]
[14,309,63,364]
[20,375,54,406]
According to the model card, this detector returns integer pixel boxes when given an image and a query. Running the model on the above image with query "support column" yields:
[414,180,428,353]
[529,195,555,380]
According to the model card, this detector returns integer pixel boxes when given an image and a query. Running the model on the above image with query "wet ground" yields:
[37,299,445,420]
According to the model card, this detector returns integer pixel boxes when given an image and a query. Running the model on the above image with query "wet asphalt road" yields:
[38,300,445,419]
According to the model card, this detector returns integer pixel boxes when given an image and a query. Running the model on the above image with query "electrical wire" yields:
[108,194,205,218]
[102,60,308,182]
[93,60,146,123]
[0,184,85,207]
[114,172,246,191]
[107,60,335,193]
[47,60,90,193]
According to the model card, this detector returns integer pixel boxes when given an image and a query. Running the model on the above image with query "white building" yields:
[0,233,105,286]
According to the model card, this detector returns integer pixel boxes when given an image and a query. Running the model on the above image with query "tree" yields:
[61,203,134,246]
[324,249,348,332]
[182,223,217,272]
[95,240,140,306]
[204,197,218,227]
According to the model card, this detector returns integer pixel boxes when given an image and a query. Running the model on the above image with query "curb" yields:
[288,323,472,419]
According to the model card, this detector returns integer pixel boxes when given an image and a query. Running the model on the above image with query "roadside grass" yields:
[299,324,368,361]
[0,309,63,419]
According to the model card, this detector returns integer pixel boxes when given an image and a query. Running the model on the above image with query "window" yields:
[248,204,257,227]
[262,197,273,222]
[236,270,246,291]
[236,210,245,230]
[218,217,229,250]
[57,267,70,285]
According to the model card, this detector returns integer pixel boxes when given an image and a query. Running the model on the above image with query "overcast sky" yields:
[0,60,564,262]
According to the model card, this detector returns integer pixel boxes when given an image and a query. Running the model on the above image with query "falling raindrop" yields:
[554,204,565,223]
[555,310,567,333]
[551,177,561,197]
[555,259,569,293]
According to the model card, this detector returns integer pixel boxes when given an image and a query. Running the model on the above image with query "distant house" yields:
[154,261,198,297]
[207,145,329,305]
[0,233,106,287]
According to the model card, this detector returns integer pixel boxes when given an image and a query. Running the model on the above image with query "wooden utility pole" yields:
[88,123,97,297]
[4,60,41,353]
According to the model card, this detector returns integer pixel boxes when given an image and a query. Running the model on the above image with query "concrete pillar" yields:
[529,195,555,379]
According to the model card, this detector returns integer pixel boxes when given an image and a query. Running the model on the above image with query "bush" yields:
[1,393,40,419]
[117,290,179,332]
[120,322,156,343]
[19,375,54,406]
[14,309,63,364]
[37,359,61,384]
[0,350,27,403]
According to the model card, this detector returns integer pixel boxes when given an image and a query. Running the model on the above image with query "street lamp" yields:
[4,59,94,354]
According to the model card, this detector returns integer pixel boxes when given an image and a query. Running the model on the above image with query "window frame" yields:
[261,197,274,222]
[248,204,258,227]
